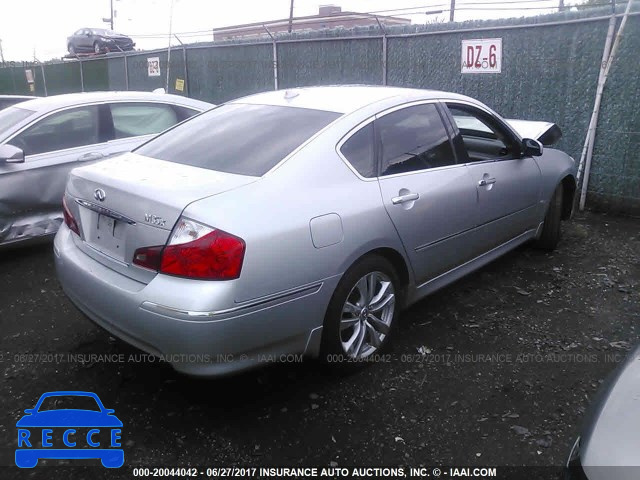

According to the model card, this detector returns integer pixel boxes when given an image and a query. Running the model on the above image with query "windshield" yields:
[135,103,341,177]
[0,106,34,139]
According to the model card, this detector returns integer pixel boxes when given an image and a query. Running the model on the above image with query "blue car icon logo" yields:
[15,391,123,468]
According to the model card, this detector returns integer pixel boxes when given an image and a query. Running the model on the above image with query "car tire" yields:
[320,254,400,369]
[93,42,101,54]
[68,44,76,55]
[534,183,563,251]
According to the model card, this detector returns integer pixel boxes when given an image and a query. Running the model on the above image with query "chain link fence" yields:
[0,5,638,214]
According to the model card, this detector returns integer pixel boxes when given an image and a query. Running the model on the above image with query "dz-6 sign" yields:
[461,38,502,74]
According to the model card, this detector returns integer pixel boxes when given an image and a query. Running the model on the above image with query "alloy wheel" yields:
[340,271,395,359]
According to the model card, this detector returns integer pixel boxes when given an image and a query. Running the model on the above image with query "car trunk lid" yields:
[66,152,256,281]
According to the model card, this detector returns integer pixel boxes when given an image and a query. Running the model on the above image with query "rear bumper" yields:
[54,225,337,377]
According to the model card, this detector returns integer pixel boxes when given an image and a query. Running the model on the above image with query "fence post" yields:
[183,47,189,96]
[124,55,129,90]
[375,17,388,85]
[174,35,189,96]
[579,0,634,210]
[79,58,85,92]
[40,63,48,96]
[263,25,278,90]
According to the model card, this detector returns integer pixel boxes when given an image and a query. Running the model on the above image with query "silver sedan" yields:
[0,91,212,248]
[54,86,577,376]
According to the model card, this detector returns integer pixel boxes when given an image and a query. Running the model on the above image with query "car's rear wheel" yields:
[320,255,399,368]
[93,42,101,54]
[534,183,563,251]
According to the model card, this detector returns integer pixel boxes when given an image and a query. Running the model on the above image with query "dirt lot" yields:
[1,211,639,479]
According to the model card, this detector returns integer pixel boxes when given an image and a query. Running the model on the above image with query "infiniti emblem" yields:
[94,188,106,202]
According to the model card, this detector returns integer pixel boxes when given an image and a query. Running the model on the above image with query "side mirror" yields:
[0,144,25,164]
[522,138,543,157]
[105,409,115,414]
[24,409,35,414]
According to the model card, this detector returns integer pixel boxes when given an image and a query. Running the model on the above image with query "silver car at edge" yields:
[566,344,640,480]
[0,91,212,248]
[54,85,577,377]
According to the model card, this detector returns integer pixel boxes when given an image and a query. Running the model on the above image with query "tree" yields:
[574,0,614,9]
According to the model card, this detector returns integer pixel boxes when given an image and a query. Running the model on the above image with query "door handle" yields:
[77,152,104,162]
[478,177,496,187]
[391,192,420,205]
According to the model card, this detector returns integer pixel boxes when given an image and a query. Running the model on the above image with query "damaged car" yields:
[54,85,577,376]
[0,91,212,248]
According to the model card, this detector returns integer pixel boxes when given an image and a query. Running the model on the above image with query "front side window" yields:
[8,106,99,156]
[340,122,375,178]
[446,103,519,162]
[110,103,180,139]
[136,103,341,177]
[377,103,455,176]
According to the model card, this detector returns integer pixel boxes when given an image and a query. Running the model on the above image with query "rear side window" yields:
[109,103,180,139]
[377,103,455,176]
[9,106,99,156]
[340,123,375,178]
[136,103,341,176]
[0,107,33,137]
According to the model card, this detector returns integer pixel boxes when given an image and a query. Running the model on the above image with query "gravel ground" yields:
[1,211,638,479]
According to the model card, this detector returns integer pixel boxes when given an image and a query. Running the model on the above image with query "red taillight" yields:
[133,218,245,280]
[62,196,80,236]
[132,245,163,271]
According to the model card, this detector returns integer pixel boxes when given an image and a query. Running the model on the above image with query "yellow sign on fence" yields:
[175,78,185,92]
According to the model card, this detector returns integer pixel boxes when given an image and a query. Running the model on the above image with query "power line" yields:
[123,0,621,39]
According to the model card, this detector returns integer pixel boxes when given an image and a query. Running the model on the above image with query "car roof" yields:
[0,95,36,100]
[15,91,212,113]
[231,85,477,114]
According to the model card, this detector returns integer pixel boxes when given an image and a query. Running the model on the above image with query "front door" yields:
[443,102,541,250]
[376,102,479,285]
[0,105,104,244]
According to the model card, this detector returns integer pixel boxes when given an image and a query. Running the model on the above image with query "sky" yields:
[0,0,583,61]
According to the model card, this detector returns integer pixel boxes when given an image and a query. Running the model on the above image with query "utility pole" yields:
[558,0,565,11]
[0,39,5,63]
[103,0,114,30]
[166,0,175,92]
[449,0,455,22]
[288,0,294,33]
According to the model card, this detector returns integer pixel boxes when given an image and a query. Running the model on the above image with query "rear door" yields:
[375,102,478,285]
[443,102,541,250]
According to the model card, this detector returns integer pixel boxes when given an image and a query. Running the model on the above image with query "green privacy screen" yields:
[0,6,637,213]
[278,37,382,88]
[185,44,273,104]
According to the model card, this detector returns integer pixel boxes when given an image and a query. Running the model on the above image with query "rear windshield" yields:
[135,103,341,176]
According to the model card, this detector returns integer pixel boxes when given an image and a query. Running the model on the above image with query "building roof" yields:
[213,7,410,36]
